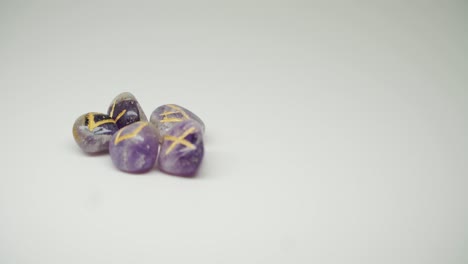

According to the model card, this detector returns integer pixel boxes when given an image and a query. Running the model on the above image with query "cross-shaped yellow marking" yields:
[87,113,116,131]
[159,104,190,123]
[114,122,148,145]
[164,127,196,155]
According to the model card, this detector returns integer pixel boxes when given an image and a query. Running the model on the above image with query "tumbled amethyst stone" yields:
[150,104,205,142]
[109,121,159,173]
[158,120,204,176]
[107,92,148,129]
[72,112,118,153]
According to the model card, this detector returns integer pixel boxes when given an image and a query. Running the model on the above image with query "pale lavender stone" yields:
[158,120,204,177]
[109,121,159,173]
[150,104,205,142]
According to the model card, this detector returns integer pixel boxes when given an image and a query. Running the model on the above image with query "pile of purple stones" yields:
[72,92,205,176]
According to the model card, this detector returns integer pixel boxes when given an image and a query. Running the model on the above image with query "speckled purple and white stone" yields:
[158,120,204,177]
[109,121,159,173]
[72,112,118,153]
[107,92,148,129]
[150,104,205,142]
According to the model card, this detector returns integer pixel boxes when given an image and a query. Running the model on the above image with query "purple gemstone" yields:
[72,112,118,153]
[109,121,159,173]
[150,104,205,142]
[158,120,204,176]
[107,92,148,129]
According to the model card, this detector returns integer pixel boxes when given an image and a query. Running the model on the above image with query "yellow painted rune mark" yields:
[72,127,79,140]
[87,113,116,131]
[164,127,196,155]
[109,100,117,117]
[115,109,126,122]
[159,105,191,123]
[114,122,148,145]
[160,117,184,123]
[109,100,127,122]
[167,104,190,119]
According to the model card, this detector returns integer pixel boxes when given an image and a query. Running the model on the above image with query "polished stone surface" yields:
[72,112,118,153]
[109,121,159,173]
[150,104,205,142]
[158,120,204,176]
[107,92,148,129]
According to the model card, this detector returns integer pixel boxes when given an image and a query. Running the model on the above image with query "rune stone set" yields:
[72,92,205,176]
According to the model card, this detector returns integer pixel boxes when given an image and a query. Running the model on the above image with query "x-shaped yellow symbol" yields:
[164,127,196,155]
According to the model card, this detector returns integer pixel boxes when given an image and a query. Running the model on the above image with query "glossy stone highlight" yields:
[158,120,204,176]
[150,104,205,142]
[72,112,118,153]
[107,92,148,129]
[109,121,159,173]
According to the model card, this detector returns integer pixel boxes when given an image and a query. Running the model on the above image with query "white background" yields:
[1,1,467,263]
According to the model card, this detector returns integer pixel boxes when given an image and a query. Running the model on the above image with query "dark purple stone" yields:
[107,92,148,129]
[109,121,159,173]
[158,120,204,176]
